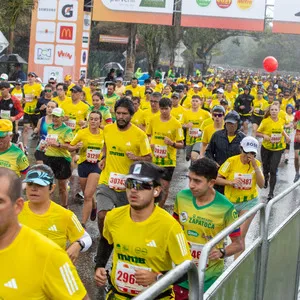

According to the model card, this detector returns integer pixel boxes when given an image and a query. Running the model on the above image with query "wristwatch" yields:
[219,248,226,259]
[77,240,85,251]
[156,273,163,281]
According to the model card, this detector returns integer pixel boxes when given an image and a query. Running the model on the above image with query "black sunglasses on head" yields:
[125,178,153,190]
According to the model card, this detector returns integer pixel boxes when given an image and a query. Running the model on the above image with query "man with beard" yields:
[96,98,152,255]
[95,161,191,299]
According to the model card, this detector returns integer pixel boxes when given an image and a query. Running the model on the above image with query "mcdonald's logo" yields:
[59,26,73,40]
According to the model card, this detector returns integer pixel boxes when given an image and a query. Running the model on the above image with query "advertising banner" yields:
[92,0,175,25]
[28,0,91,82]
[181,0,266,31]
[273,0,300,34]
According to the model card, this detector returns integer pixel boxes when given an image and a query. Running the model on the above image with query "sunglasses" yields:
[150,100,159,103]
[45,89,52,93]
[145,92,152,94]
[125,178,153,190]
[243,150,256,157]
[49,82,56,84]
[213,113,224,118]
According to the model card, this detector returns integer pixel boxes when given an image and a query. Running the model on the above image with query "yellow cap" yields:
[64,75,72,81]
[0,119,13,137]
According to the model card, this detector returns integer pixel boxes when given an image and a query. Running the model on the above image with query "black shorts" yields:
[34,150,46,162]
[162,167,175,182]
[78,161,101,178]
[251,115,263,126]
[294,142,300,150]
[240,115,251,123]
[23,113,39,127]
[45,156,71,180]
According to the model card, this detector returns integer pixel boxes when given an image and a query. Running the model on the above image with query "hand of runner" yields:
[67,242,81,264]
[285,136,291,144]
[185,122,193,129]
[134,269,157,286]
[10,116,16,122]
[76,142,84,149]
[40,104,47,110]
[126,151,136,160]
[263,134,271,142]
[208,247,222,260]
[239,105,245,110]
[78,120,86,127]
[164,136,173,146]
[231,177,244,189]
[99,158,106,170]
[94,268,107,286]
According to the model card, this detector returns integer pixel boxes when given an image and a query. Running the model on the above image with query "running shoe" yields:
[293,173,300,183]
[90,204,97,221]
[267,194,274,201]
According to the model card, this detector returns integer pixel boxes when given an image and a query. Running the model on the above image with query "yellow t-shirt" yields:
[99,123,151,189]
[0,225,86,299]
[23,83,42,114]
[147,115,184,167]
[52,95,72,107]
[154,82,164,93]
[131,109,144,127]
[202,90,213,110]
[252,99,269,117]
[83,86,92,105]
[202,123,224,145]
[125,85,143,98]
[219,154,261,203]
[200,118,214,131]
[257,117,286,151]
[11,88,23,101]
[60,99,89,131]
[171,105,186,124]
[19,201,84,249]
[115,85,126,97]
[183,109,211,145]
[104,205,192,298]
[140,109,160,130]
[70,127,104,164]
[140,99,151,111]
[281,98,295,111]
[224,91,237,109]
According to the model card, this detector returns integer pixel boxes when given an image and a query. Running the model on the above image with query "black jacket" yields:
[205,129,246,166]
[234,93,254,115]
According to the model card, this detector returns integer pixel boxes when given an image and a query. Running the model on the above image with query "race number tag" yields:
[86,148,101,163]
[234,173,253,190]
[0,110,10,119]
[188,242,209,267]
[14,93,23,101]
[189,128,201,138]
[154,145,167,158]
[45,134,58,144]
[108,173,126,190]
[115,261,151,295]
[25,94,34,103]
[65,119,76,130]
[270,133,281,143]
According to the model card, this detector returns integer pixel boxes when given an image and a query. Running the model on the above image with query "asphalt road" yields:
[26,135,300,300]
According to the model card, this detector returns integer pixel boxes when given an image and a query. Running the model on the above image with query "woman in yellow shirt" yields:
[217,136,264,258]
[256,104,291,200]
[69,111,104,227]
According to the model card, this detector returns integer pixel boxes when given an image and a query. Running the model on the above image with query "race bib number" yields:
[234,173,253,190]
[86,148,101,163]
[270,133,281,143]
[0,110,10,119]
[189,128,201,138]
[109,172,126,190]
[25,94,34,103]
[45,134,58,144]
[188,242,209,267]
[65,119,76,130]
[14,93,23,101]
[115,261,151,295]
[154,145,167,158]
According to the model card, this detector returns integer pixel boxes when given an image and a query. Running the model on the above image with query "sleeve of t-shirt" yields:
[201,128,209,144]
[167,223,192,265]
[218,158,231,178]
[175,122,184,142]
[43,247,87,299]
[139,131,152,156]
[225,206,241,238]
[64,128,74,143]
[69,131,82,146]
[17,152,30,173]
[66,212,85,244]
[103,211,113,245]
[257,119,266,133]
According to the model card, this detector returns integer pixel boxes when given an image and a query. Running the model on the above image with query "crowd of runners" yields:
[1,68,299,299]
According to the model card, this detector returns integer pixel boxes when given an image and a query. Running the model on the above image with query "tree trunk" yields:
[124,24,137,81]
[186,60,193,76]
[7,28,14,54]
[169,51,175,68]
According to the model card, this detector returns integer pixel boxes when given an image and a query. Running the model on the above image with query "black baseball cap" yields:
[70,85,83,93]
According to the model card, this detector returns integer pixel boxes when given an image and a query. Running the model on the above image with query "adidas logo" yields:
[48,225,58,231]
[146,240,157,247]
[4,278,18,289]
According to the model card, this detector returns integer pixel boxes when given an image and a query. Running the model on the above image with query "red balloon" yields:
[263,56,278,73]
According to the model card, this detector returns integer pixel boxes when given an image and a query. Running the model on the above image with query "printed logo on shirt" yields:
[48,225,58,231]
[4,278,18,289]
[59,263,79,295]
[146,240,157,247]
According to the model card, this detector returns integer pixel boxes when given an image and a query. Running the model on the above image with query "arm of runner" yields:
[282,130,291,144]
[34,118,42,134]
[199,142,208,158]
[11,96,24,120]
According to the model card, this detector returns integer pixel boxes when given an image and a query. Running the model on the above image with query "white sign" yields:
[81,49,88,65]
[181,0,266,20]
[82,31,89,48]
[37,0,57,20]
[34,43,54,65]
[43,66,64,83]
[58,0,78,21]
[83,12,91,31]
[36,21,56,42]
[55,44,75,66]
[101,0,174,13]
[0,31,9,53]
[56,22,76,44]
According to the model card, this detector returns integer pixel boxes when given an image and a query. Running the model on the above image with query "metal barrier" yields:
[133,260,199,300]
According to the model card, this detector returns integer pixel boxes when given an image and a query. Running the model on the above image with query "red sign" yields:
[59,26,73,40]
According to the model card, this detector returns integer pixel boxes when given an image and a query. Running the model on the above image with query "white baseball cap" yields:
[240,136,259,154]
[217,88,224,94]
[0,73,8,80]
